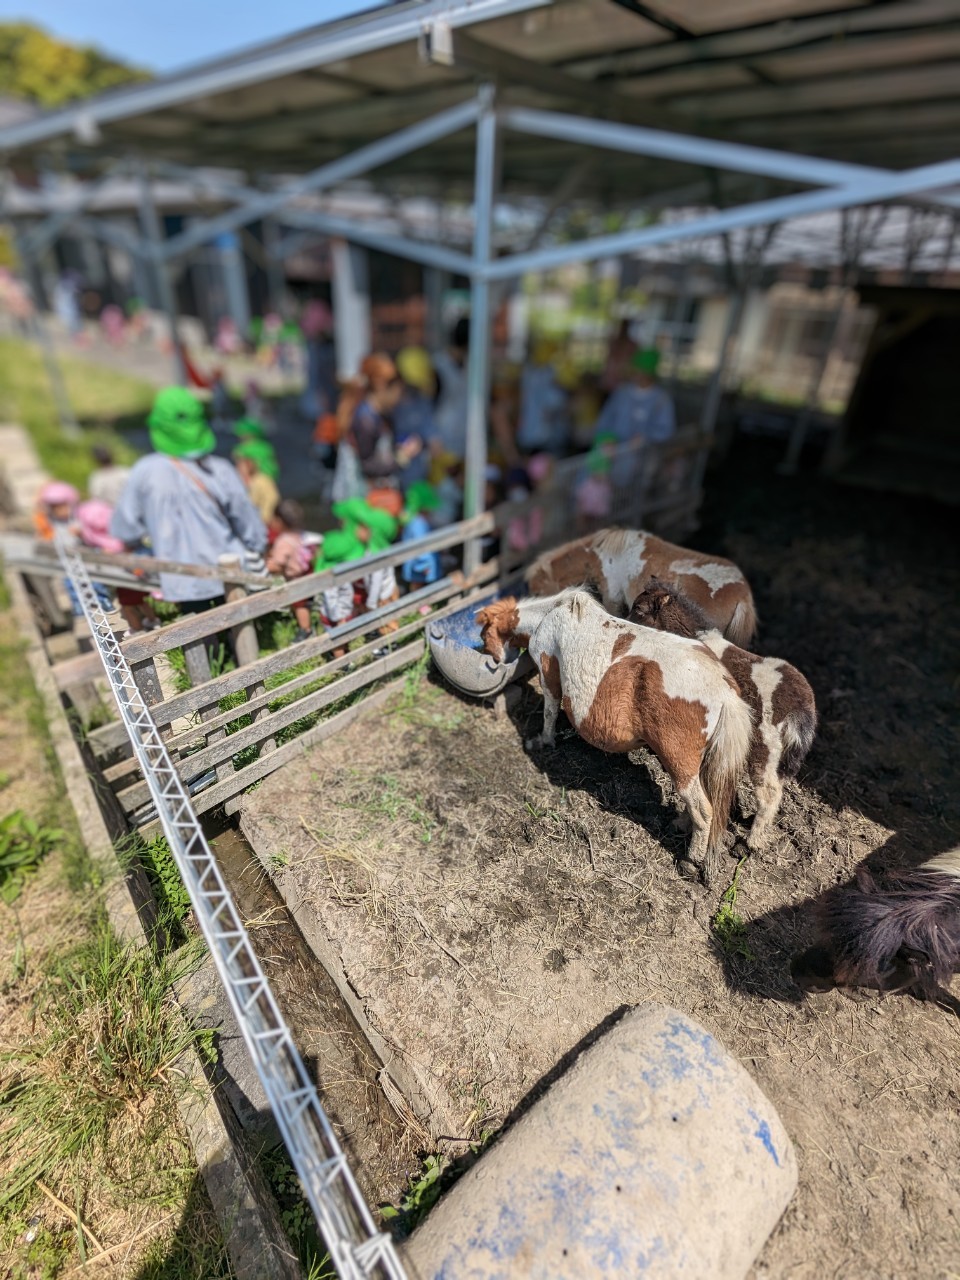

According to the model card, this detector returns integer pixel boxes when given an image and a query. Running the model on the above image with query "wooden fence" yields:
[44,428,710,830]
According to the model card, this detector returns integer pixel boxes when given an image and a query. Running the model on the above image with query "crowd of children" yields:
[33,312,675,653]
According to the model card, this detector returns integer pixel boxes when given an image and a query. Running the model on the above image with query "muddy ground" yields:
[240,439,960,1278]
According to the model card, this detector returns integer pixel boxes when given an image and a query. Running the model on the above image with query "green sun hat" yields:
[314,528,365,570]
[632,348,661,376]
[233,438,280,482]
[404,481,441,518]
[332,498,398,550]
[147,387,215,458]
[232,417,268,442]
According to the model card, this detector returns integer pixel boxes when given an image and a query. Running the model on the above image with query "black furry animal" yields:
[792,847,960,1002]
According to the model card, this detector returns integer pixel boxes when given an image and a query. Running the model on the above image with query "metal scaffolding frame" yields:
[53,530,408,1280]
[10,92,960,570]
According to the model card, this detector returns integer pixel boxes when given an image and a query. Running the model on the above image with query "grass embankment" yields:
[0,336,151,491]
[0,581,232,1279]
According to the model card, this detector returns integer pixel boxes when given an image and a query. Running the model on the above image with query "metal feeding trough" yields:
[428,586,533,699]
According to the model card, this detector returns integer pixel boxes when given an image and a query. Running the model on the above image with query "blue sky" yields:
[0,1,374,72]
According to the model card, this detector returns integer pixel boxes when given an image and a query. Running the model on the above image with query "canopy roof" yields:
[1,0,959,204]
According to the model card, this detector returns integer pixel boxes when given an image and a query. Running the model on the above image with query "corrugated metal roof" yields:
[1,0,959,206]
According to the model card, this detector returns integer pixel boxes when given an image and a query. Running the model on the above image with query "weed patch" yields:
[711,857,755,963]
[259,1149,334,1279]
[0,812,63,906]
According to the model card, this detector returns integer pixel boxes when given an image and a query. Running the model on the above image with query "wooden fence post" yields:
[219,557,275,812]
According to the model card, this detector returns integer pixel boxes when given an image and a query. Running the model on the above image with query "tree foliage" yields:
[0,22,149,107]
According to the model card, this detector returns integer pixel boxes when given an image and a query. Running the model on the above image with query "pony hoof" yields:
[525,735,543,751]
[676,857,701,883]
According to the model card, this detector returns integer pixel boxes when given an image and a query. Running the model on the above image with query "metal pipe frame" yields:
[138,166,186,383]
[272,208,475,276]
[53,530,408,1280]
[156,98,482,263]
[482,148,960,283]
[0,0,546,154]
[498,106,960,211]
[462,85,497,578]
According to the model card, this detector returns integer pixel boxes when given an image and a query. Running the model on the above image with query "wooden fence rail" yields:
[41,429,711,829]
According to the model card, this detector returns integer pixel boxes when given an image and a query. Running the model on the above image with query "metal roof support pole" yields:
[138,166,185,384]
[698,224,776,458]
[463,85,497,578]
[11,224,80,439]
[262,218,287,313]
[331,238,371,380]
[780,207,884,475]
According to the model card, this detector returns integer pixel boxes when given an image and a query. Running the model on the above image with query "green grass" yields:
[0,811,64,906]
[0,336,152,491]
[0,921,207,1216]
[0,582,230,1276]
[711,857,755,963]
[345,771,436,844]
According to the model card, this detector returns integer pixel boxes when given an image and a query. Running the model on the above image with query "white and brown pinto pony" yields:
[629,580,817,850]
[476,589,754,883]
[526,528,758,646]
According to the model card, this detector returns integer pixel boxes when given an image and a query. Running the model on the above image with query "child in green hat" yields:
[401,481,442,589]
[233,439,280,524]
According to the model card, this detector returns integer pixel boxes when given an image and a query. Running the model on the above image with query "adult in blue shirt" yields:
[594,347,676,446]
[111,387,266,610]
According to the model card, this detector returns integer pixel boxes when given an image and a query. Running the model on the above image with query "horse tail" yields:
[700,682,753,852]
[725,589,758,647]
[779,689,818,777]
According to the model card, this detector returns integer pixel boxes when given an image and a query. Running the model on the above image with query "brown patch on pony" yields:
[539,652,562,702]
[769,664,817,775]
[526,543,604,598]
[576,655,708,790]
[611,632,634,662]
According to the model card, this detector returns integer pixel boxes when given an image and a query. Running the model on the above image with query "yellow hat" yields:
[396,346,435,395]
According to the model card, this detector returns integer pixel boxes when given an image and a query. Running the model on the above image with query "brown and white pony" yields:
[791,846,960,1004]
[526,528,758,646]
[629,580,817,850]
[476,588,753,883]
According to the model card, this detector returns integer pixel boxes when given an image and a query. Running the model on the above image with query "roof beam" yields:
[569,0,957,79]
[500,106,960,211]
[485,150,960,282]
[155,96,481,261]
[0,0,548,155]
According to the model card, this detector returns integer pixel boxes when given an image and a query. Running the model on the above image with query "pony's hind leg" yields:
[747,768,784,851]
[680,776,716,883]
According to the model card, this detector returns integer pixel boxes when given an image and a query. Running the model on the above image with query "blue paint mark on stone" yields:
[750,1111,780,1166]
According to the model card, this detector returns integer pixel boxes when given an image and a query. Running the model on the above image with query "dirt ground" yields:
[240,440,960,1279]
